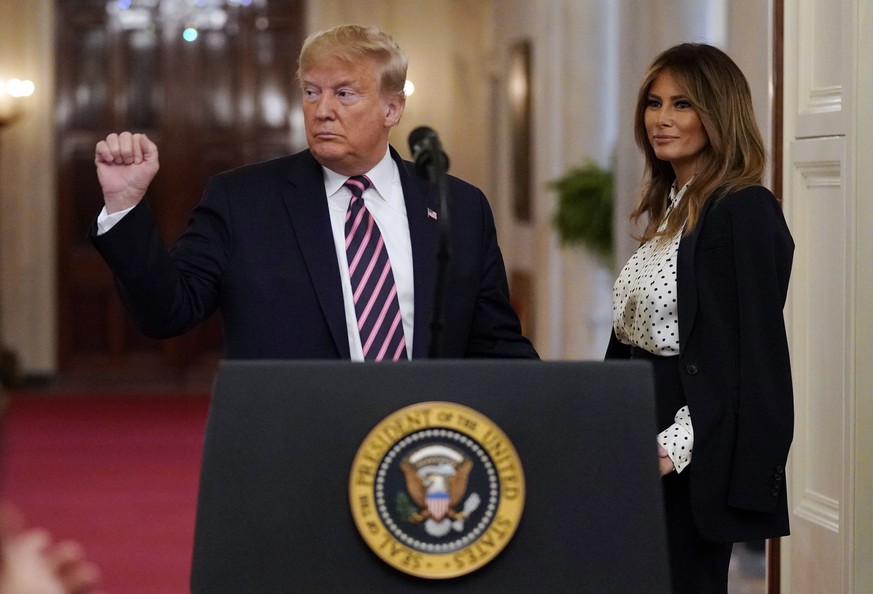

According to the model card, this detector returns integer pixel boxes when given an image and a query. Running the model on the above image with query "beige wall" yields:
[0,0,55,375]
[488,0,620,359]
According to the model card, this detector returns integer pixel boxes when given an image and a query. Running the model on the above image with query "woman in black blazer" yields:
[606,43,794,593]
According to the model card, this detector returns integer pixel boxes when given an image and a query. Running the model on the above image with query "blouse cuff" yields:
[657,405,694,474]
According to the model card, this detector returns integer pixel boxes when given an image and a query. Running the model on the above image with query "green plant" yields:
[549,160,614,264]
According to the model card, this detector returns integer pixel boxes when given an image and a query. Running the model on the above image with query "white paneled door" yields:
[781,0,873,591]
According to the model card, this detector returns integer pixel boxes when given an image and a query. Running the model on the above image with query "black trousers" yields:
[632,347,733,594]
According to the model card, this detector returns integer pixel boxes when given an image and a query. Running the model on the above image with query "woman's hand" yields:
[657,442,675,477]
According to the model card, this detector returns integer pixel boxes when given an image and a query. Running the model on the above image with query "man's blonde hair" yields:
[297,24,408,98]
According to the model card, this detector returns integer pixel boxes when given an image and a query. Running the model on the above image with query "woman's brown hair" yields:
[631,43,766,242]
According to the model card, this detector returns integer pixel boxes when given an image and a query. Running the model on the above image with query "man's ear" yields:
[384,95,405,128]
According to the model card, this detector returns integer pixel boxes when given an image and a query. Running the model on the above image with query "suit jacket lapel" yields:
[392,147,439,359]
[283,151,351,359]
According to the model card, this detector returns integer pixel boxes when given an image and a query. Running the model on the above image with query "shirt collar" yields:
[669,176,694,208]
[322,146,397,206]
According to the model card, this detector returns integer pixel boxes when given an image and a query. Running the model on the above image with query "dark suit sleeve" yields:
[725,188,794,512]
[462,189,538,359]
[89,176,231,338]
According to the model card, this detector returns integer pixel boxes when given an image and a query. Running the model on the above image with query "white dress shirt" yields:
[324,148,414,361]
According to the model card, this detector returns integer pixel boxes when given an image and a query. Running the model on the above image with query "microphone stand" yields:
[426,159,451,359]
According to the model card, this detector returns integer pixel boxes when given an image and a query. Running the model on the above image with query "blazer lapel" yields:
[677,194,717,350]
[283,151,351,359]
[392,147,439,359]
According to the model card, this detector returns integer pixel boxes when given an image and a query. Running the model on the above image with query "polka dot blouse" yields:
[613,181,694,473]
[612,182,687,357]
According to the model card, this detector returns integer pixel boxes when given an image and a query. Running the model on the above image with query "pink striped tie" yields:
[344,175,407,361]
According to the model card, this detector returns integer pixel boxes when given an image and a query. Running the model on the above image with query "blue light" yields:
[117,0,132,9]
[182,27,199,42]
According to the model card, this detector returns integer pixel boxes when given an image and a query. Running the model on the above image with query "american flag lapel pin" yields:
[427,208,438,220]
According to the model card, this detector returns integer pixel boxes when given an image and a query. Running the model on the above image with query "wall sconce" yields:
[0,78,36,128]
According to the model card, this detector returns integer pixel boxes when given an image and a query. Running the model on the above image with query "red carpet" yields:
[1,392,210,594]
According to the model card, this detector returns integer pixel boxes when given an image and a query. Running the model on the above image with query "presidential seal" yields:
[349,402,524,579]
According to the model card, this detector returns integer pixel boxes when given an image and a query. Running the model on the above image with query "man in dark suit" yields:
[91,24,537,362]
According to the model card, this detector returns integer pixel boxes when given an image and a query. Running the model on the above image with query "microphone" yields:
[408,126,449,180]
[408,127,452,357]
